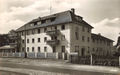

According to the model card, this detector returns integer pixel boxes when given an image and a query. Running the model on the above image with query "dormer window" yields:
[34,22,37,26]
[37,21,41,25]
[41,20,46,24]
[51,18,55,22]
[46,19,51,23]
[30,23,34,26]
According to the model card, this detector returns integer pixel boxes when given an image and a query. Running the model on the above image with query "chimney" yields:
[98,33,101,36]
[71,8,75,14]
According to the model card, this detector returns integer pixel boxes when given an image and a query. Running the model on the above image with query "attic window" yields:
[41,20,46,24]
[30,23,34,26]
[34,22,37,26]
[51,18,55,22]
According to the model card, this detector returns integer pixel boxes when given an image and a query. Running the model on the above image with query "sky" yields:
[0,0,120,44]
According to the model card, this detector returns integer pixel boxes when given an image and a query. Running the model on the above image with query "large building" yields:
[16,9,114,56]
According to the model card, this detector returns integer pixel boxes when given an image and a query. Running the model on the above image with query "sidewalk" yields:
[0,58,120,74]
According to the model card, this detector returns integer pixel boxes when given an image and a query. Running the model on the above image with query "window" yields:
[37,21,41,25]
[32,29,35,34]
[27,47,29,52]
[88,47,90,53]
[61,25,65,30]
[22,47,25,52]
[38,47,40,52]
[44,37,47,42]
[27,39,29,43]
[21,31,24,36]
[87,28,90,33]
[34,22,37,26]
[22,40,24,43]
[37,29,40,33]
[32,47,34,52]
[75,46,79,52]
[82,36,85,42]
[51,18,55,22]
[44,28,47,32]
[54,26,57,30]
[61,35,65,40]
[38,38,40,42]
[82,26,85,32]
[61,46,65,53]
[41,20,46,24]
[32,38,34,43]
[44,47,47,52]
[53,46,56,53]
[75,32,79,40]
[87,37,90,42]
[26,30,29,35]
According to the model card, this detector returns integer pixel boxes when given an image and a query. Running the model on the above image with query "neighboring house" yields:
[91,33,114,56]
[0,34,9,47]
[16,8,114,56]
[0,30,18,53]
[114,36,120,56]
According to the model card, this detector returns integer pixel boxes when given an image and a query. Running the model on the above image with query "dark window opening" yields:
[27,47,29,52]
[53,46,56,53]
[27,39,29,43]
[82,26,85,32]
[32,47,34,52]
[62,46,65,53]
[82,36,85,42]
[41,20,46,24]
[38,29,40,33]
[44,37,47,42]
[44,28,47,32]
[34,22,37,26]
[61,25,65,30]
[32,38,34,43]
[44,47,47,52]
[38,47,40,52]
[75,32,79,40]
[38,38,40,42]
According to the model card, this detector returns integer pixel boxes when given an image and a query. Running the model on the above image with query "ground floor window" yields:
[81,48,85,56]
[44,47,47,52]
[38,47,40,52]
[53,46,56,53]
[32,47,34,52]
[75,46,79,52]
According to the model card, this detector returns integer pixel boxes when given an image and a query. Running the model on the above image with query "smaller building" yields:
[0,45,15,53]
[91,33,114,56]
[0,30,18,53]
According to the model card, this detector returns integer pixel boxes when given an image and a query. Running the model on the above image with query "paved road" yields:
[0,62,117,75]
[0,70,28,75]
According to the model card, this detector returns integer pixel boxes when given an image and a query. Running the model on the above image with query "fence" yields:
[0,52,25,58]
[69,55,119,67]
[0,52,68,60]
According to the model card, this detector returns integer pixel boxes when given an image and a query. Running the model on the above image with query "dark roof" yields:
[16,9,93,32]
[91,33,114,42]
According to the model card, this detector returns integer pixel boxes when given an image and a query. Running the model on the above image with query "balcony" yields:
[46,40,60,46]
[46,30,60,36]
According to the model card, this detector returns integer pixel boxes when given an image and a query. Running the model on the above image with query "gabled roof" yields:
[16,9,93,32]
[91,33,114,42]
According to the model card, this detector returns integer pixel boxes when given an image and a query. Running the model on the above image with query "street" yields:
[0,58,120,75]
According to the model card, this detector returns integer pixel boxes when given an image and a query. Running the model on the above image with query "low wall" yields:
[0,52,60,59]
[0,53,25,58]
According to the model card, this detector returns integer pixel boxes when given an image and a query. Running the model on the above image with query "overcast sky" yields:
[0,0,120,44]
